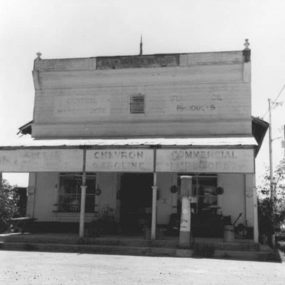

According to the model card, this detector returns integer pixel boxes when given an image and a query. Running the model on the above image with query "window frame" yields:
[57,172,96,213]
[130,94,145,114]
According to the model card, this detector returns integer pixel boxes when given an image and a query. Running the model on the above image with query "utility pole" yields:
[268,98,275,246]
[283,125,285,158]
[268,99,274,203]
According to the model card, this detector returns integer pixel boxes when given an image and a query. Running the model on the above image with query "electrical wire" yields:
[261,84,285,119]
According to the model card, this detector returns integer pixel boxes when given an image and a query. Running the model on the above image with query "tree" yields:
[0,179,19,232]
[257,159,285,244]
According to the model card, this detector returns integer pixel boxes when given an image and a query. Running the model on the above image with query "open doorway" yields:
[119,173,153,234]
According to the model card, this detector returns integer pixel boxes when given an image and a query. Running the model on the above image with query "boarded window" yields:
[130,94,145,114]
[58,173,96,213]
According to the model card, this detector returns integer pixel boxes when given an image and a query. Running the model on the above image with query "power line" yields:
[262,84,285,119]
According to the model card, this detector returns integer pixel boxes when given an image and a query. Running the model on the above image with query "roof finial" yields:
[244,39,250,50]
[36,52,42,60]
[139,35,143,56]
[243,39,251,62]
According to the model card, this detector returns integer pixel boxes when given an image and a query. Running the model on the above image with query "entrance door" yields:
[120,173,153,234]
[178,174,222,237]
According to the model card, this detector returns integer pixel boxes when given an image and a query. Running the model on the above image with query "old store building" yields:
[0,41,268,244]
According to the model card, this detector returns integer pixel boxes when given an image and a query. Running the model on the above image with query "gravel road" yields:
[0,250,284,285]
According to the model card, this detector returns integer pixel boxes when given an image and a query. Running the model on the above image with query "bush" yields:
[0,179,19,232]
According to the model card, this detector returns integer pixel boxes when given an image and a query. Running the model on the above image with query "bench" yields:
[10,217,37,234]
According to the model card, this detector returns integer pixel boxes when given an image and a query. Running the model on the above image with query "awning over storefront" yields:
[1,137,257,148]
[0,137,257,173]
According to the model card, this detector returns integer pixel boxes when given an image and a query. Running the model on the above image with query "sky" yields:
[0,0,285,186]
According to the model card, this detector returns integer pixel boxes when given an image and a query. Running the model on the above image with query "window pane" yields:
[58,173,96,213]
[130,94,145,113]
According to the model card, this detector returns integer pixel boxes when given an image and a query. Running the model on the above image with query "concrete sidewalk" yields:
[0,232,278,261]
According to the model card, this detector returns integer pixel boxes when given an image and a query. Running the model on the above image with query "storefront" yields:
[0,42,269,246]
[0,137,259,243]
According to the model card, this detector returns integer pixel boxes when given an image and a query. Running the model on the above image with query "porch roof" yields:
[0,136,257,149]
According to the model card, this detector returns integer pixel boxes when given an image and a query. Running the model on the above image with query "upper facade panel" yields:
[32,49,252,138]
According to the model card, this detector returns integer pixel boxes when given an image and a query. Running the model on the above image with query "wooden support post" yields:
[151,185,157,240]
[151,148,157,240]
[253,183,259,243]
[243,174,247,226]
[79,148,87,238]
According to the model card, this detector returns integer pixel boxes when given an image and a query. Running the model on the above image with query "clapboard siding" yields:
[36,64,243,90]
[33,51,244,72]
[32,52,251,138]
[34,58,97,72]
[33,120,251,138]
[34,82,250,123]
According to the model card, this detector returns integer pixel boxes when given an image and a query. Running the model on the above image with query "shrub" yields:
[0,179,19,232]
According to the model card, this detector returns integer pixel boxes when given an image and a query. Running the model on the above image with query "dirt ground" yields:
[0,250,284,285]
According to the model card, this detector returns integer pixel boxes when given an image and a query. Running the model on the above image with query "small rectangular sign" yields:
[0,149,83,172]
[156,149,254,173]
[86,149,154,172]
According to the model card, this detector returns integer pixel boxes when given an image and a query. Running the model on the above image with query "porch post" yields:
[253,183,259,243]
[243,174,247,225]
[151,148,157,240]
[79,148,87,238]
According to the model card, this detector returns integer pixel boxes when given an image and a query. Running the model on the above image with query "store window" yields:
[58,173,96,213]
[178,174,218,214]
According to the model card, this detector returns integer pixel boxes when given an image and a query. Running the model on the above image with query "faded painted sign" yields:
[96,54,179,70]
[54,95,110,118]
[168,95,218,115]
[86,149,154,172]
[156,149,254,173]
[0,149,83,172]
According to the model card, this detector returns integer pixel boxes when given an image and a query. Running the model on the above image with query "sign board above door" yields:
[86,149,154,172]
[156,149,254,173]
[0,147,254,173]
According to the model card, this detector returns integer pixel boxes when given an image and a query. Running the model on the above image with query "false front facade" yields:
[0,43,267,244]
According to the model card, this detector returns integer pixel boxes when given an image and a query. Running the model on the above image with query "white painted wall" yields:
[32,51,251,138]
[218,174,253,226]
[31,172,58,221]
[27,172,252,229]
[27,172,119,223]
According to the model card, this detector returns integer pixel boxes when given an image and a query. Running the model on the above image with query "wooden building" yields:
[0,41,268,244]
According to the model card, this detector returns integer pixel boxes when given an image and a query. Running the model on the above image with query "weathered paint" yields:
[33,120,251,138]
[86,149,154,172]
[0,147,254,174]
[96,54,179,69]
[156,149,254,173]
[0,149,83,172]
[26,172,252,230]
[32,50,251,138]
